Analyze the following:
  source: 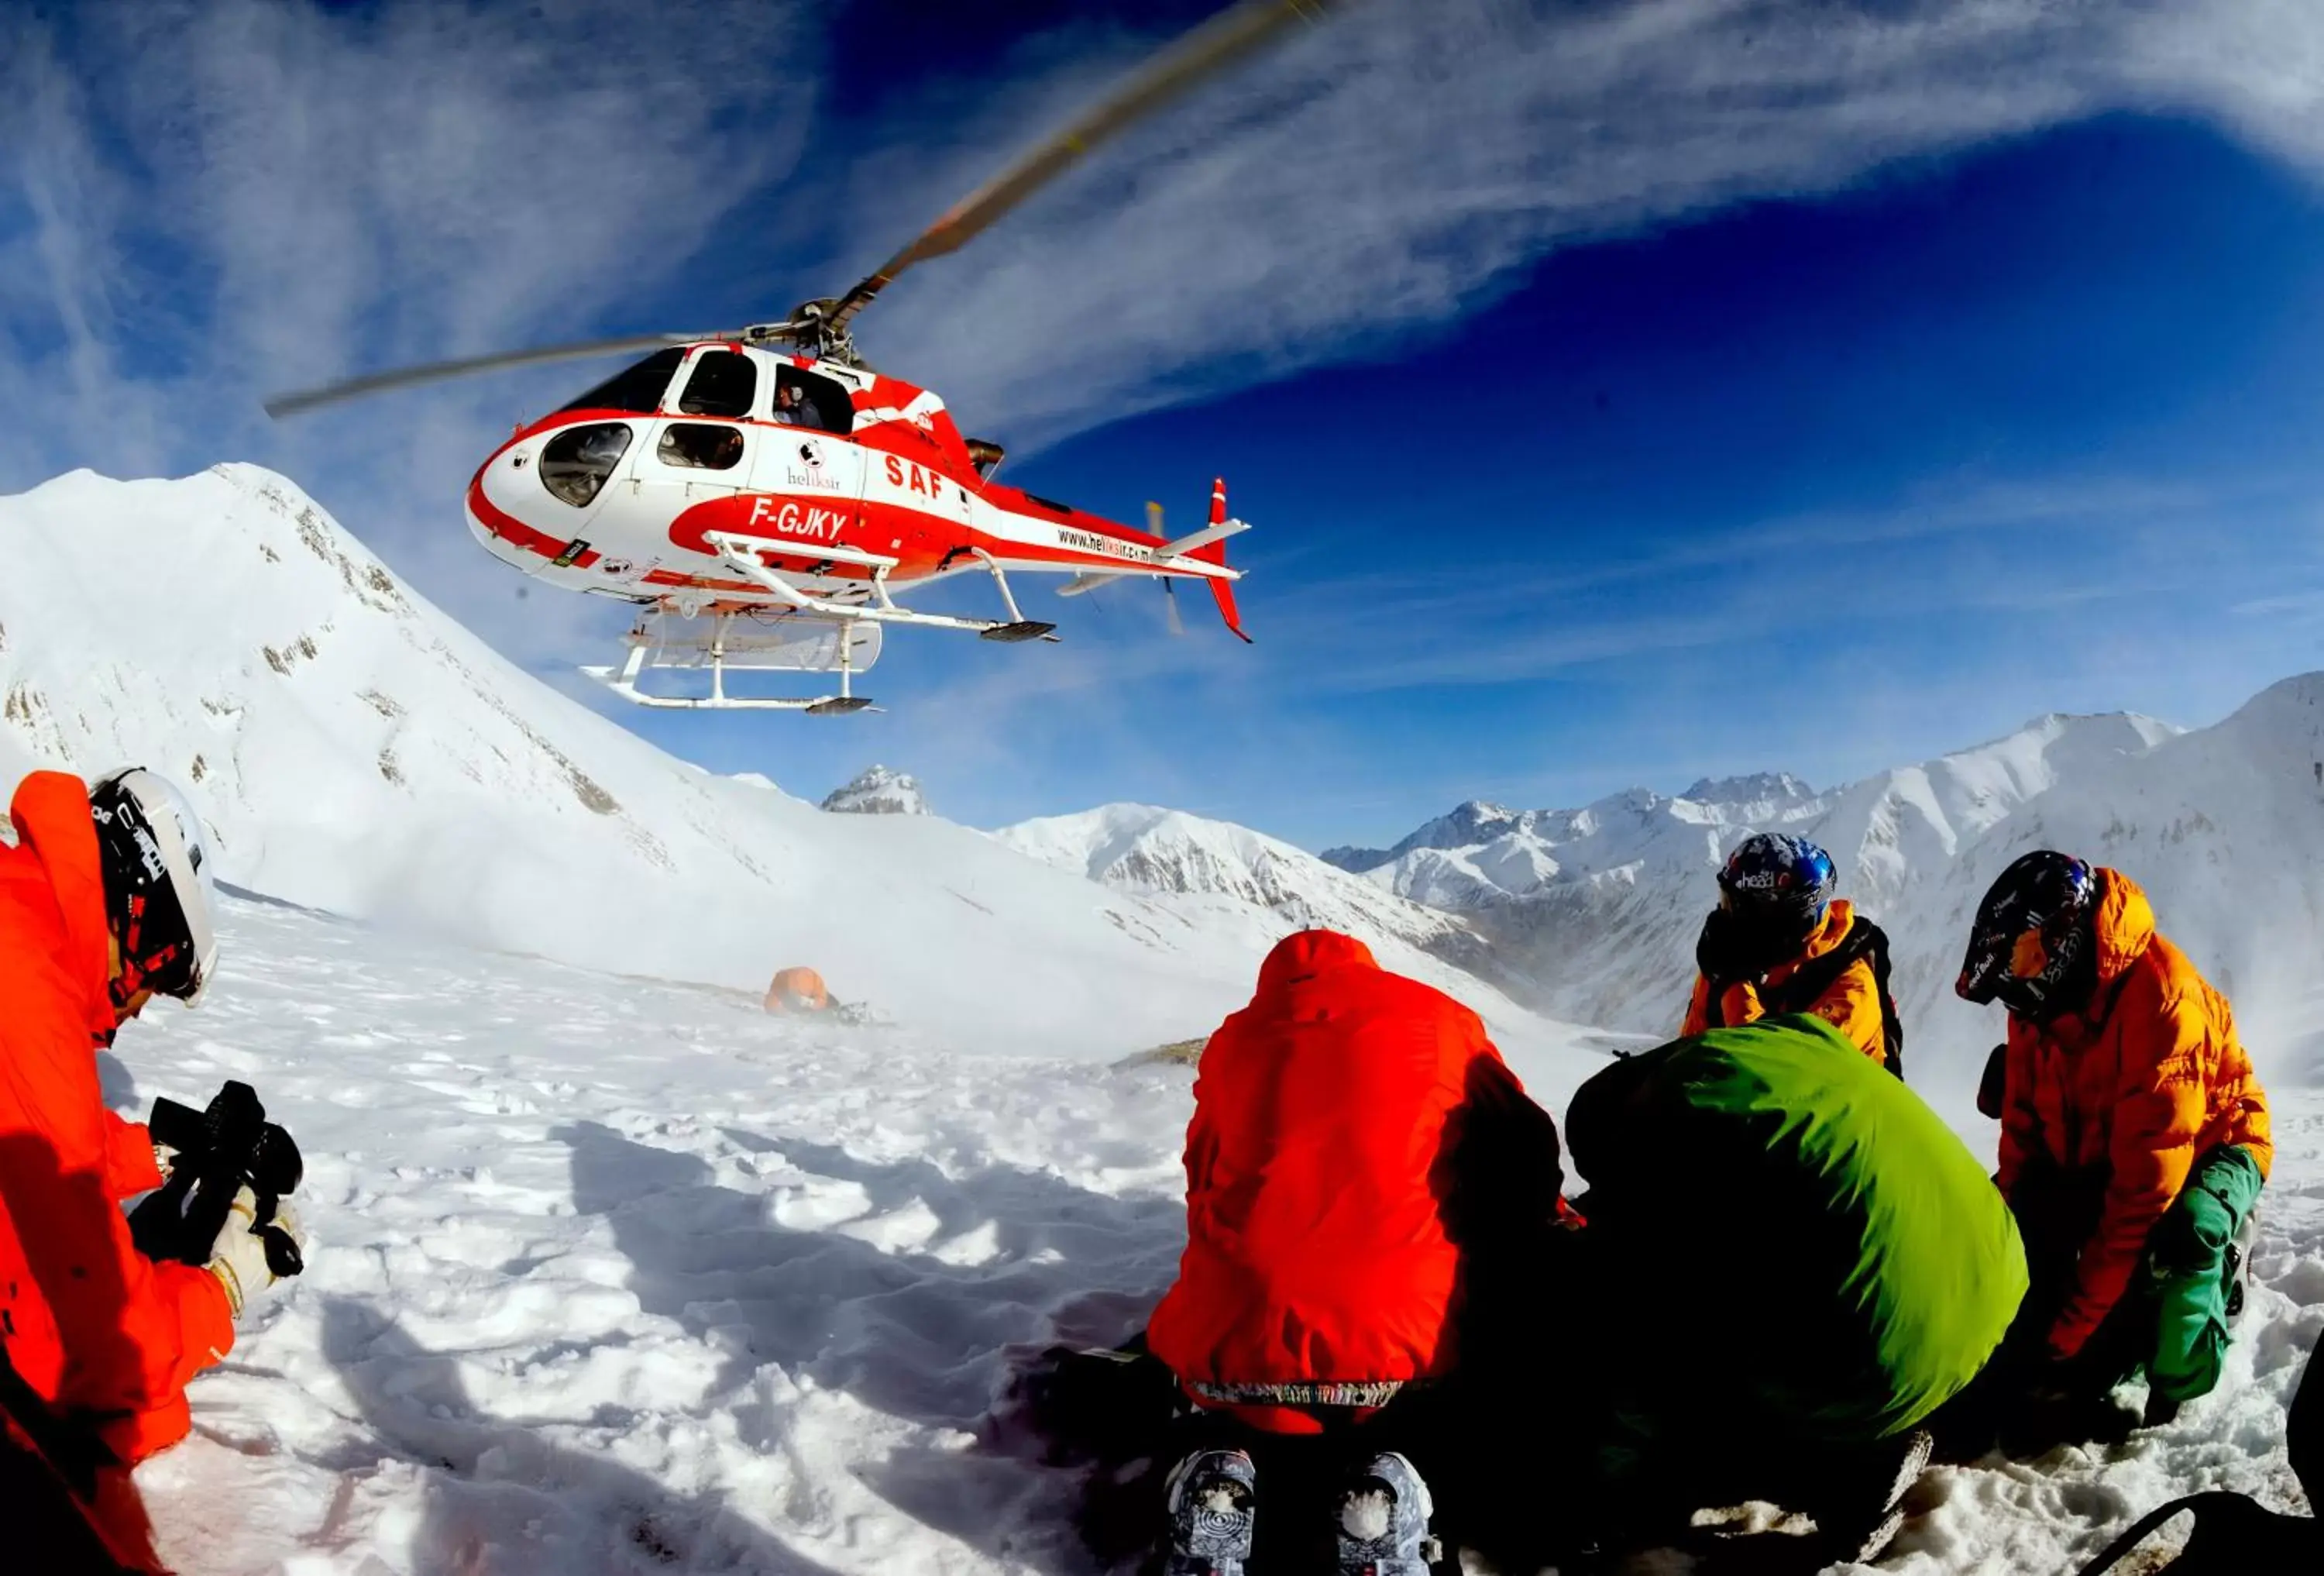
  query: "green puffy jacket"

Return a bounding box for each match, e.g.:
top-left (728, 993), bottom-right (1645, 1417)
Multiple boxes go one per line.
top-left (1567, 1014), bottom-right (2028, 1442)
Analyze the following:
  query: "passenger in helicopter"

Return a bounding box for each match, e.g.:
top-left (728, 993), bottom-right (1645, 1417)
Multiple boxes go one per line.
top-left (772, 382), bottom-right (814, 427)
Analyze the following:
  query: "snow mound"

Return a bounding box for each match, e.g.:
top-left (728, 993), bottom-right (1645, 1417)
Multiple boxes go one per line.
top-left (822, 764), bottom-right (929, 816)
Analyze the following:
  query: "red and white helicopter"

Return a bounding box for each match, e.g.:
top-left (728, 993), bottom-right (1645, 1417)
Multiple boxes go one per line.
top-left (270, 0), bottom-right (1340, 714)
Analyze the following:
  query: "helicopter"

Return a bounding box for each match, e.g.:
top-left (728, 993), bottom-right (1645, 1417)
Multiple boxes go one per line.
top-left (268, 0), bottom-right (1342, 714)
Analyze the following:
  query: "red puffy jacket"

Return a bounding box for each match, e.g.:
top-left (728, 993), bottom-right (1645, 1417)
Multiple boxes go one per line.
top-left (0, 772), bottom-right (234, 1464)
top-left (1146, 931), bottom-right (1562, 1433)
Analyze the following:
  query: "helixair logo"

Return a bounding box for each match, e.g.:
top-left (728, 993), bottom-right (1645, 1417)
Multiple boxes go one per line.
top-left (786, 438), bottom-right (842, 491)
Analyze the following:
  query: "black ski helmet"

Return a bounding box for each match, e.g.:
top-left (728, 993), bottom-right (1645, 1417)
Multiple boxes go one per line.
top-left (1956, 850), bottom-right (2099, 1021)
top-left (1716, 833), bottom-right (1838, 937)
top-left (88, 768), bottom-right (218, 1007)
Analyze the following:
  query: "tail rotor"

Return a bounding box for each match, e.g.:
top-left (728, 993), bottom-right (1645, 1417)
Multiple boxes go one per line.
top-left (1149, 501), bottom-right (1188, 636)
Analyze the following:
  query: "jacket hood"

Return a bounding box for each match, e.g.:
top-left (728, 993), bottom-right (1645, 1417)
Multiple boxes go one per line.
top-left (9, 770), bottom-right (115, 1037)
top-left (1255, 928), bottom-right (1378, 993)
top-left (1800, 898), bottom-right (1856, 961)
top-left (2090, 867), bottom-right (2157, 986)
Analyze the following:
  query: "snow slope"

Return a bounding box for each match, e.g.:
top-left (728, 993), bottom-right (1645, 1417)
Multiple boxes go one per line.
top-left (112, 894), bottom-right (2322, 1575)
top-left (0, 466), bottom-right (1529, 1058)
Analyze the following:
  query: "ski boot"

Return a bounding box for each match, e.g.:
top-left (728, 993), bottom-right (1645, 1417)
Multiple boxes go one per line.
top-left (1335, 1451), bottom-right (1442, 1575)
top-left (1162, 1448), bottom-right (1257, 1576)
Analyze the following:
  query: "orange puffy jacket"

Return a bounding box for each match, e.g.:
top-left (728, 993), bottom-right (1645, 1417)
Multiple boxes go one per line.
top-left (1996, 869), bottom-right (2272, 1358)
top-left (1146, 931), bottom-right (1563, 1434)
top-left (1683, 899), bottom-right (1889, 1065)
top-left (0, 772), bottom-right (235, 1463)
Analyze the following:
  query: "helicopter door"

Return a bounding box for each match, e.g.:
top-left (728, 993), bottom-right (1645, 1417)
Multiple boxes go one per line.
top-left (624, 349), bottom-right (760, 514)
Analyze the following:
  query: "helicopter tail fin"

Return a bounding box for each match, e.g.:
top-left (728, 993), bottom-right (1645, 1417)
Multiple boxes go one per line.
top-left (1208, 576), bottom-right (1251, 643)
top-left (1150, 478), bottom-right (1250, 640)
top-left (1198, 478), bottom-right (1249, 641)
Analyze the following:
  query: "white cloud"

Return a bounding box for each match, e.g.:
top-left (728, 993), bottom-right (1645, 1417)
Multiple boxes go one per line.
top-left (1, 0), bottom-right (818, 659)
top-left (856, 0), bottom-right (2324, 443)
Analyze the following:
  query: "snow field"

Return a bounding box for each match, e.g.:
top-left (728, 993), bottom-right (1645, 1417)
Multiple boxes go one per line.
top-left (122, 896), bottom-right (1205, 1574)
top-left (110, 896), bottom-right (2319, 1574)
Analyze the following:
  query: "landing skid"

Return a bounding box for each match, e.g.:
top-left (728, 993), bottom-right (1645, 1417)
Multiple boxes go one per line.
top-left (586, 536), bottom-right (1061, 714)
top-left (981, 620), bottom-right (1058, 643)
top-left (583, 608), bottom-right (881, 713)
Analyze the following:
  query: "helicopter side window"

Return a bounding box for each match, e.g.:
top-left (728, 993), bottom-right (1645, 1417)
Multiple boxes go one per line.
top-left (539, 422), bottom-right (633, 507)
top-left (559, 348), bottom-right (686, 415)
top-left (772, 366), bottom-right (852, 434)
top-left (677, 350), bottom-right (758, 418)
top-left (658, 422), bottom-right (744, 471)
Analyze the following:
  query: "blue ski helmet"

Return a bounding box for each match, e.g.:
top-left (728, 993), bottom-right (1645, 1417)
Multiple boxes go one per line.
top-left (1716, 833), bottom-right (1838, 934)
top-left (1956, 850), bottom-right (2100, 1020)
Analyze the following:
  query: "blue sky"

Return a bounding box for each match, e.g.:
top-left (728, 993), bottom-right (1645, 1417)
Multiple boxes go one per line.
top-left (6, 2), bottom-right (2324, 849)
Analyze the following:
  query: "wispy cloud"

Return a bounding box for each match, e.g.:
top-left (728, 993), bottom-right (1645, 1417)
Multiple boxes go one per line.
top-left (865, 0), bottom-right (2324, 445)
top-left (4, 0), bottom-right (2323, 814)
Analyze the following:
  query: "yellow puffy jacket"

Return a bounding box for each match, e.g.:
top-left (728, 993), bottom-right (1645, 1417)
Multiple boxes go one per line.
top-left (1682, 899), bottom-right (1890, 1067)
top-left (1996, 869), bottom-right (2272, 1357)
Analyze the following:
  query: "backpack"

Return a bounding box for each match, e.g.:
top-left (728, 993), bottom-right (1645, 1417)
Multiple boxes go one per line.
top-left (1712, 915), bottom-right (1906, 1078)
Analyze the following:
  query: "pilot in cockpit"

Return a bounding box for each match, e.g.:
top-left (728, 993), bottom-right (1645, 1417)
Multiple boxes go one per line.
top-left (772, 382), bottom-right (813, 428)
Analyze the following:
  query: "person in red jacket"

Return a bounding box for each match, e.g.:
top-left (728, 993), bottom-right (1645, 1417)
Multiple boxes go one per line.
top-left (1144, 929), bottom-right (1566, 1575)
top-left (0, 769), bottom-right (305, 1553)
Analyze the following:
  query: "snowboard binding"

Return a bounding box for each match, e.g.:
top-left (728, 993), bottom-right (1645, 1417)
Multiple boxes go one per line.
top-left (1163, 1448), bottom-right (1257, 1576)
top-left (1335, 1451), bottom-right (1442, 1576)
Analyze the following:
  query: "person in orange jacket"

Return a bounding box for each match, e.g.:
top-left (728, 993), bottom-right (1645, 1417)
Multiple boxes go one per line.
top-left (1684, 832), bottom-right (1904, 1075)
top-left (1956, 851), bottom-right (2271, 1437)
top-left (1143, 929), bottom-right (1566, 1574)
top-left (0, 769), bottom-right (307, 1488)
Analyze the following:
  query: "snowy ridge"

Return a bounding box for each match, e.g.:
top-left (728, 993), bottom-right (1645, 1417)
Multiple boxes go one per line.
top-left (0, 465), bottom-right (1544, 1058)
top-left (991, 802), bottom-right (1508, 989)
top-left (821, 764), bottom-right (930, 816)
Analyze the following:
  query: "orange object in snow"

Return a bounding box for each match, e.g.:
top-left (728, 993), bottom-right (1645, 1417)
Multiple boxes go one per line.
top-left (764, 966), bottom-right (832, 1013)
top-left (0, 773), bottom-right (235, 1467)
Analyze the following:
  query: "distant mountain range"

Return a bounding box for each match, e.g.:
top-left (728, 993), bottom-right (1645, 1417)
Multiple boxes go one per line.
top-left (1002, 692), bottom-right (2324, 1105)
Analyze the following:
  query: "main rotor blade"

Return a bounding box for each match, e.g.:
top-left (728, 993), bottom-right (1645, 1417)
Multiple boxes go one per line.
top-left (264, 329), bottom-right (729, 418)
top-left (825, 0), bottom-right (1340, 332)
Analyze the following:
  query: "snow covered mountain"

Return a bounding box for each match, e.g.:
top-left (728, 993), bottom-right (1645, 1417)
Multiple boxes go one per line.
top-left (991, 802), bottom-right (1508, 987)
top-left (1311, 698), bottom-right (2324, 1110)
top-left (821, 764), bottom-right (929, 816)
top-left (0, 465), bottom-right (1540, 1058)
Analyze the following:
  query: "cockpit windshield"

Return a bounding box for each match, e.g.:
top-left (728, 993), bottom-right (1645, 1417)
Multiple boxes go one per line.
top-left (559, 347), bottom-right (686, 415)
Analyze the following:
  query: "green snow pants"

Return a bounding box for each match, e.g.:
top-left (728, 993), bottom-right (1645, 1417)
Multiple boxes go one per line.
top-left (2144, 1144), bottom-right (2265, 1406)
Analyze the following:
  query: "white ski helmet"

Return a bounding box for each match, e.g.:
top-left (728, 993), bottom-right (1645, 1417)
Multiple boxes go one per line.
top-left (87, 767), bottom-right (218, 1005)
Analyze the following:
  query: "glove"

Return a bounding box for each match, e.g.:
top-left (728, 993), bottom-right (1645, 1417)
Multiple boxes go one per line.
top-left (205, 1185), bottom-right (306, 1320)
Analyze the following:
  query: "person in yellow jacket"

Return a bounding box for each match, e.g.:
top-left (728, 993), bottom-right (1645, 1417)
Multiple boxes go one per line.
top-left (1683, 833), bottom-right (1904, 1075)
top-left (1958, 852), bottom-right (2271, 1434)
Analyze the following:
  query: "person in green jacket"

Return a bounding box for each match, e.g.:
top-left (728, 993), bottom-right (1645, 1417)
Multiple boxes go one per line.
top-left (1561, 1015), bottom-right (2029, 1561)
